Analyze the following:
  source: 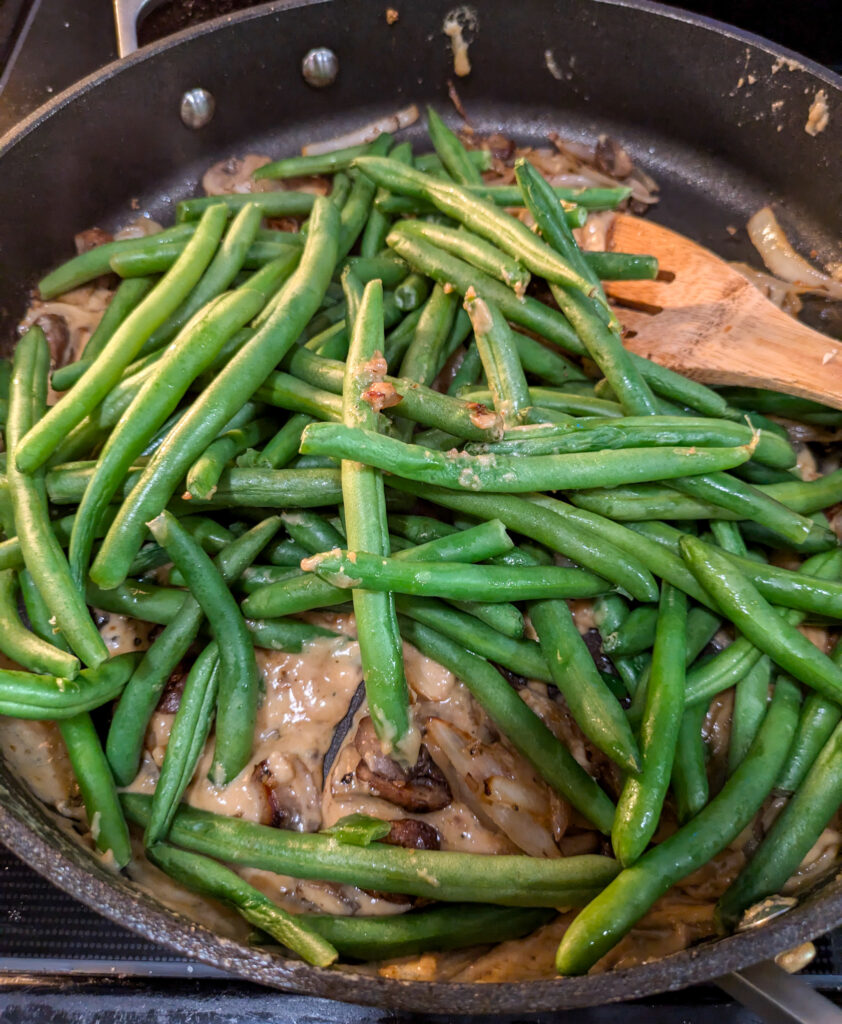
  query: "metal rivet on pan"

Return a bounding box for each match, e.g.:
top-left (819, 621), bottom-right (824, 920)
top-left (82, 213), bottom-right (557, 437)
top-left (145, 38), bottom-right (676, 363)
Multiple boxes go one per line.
top-left (180, 88), bottom-right (216, 129)
top-left (302, 47), bottom-right (339, 88)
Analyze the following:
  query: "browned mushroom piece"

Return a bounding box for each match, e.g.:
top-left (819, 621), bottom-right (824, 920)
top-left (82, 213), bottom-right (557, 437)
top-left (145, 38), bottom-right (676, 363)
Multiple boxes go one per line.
top-left (354, 716), bottom-right (452, 812)
top-left (594, 135), bottom-right (634, 179)
top-left (74, 227), bottom-right (114, 254)
top-left (362, 818), bottom-right (441, 904)
top-left (485, 132), bottom-right (515, 162)
top-left (382, 818), bottom-right (441, 851)
top-left (155, 664), bottom-right (189, 714)
top-left (33, 312), bottom-right (72, 368)
top-left (251, 759), bottom-right (300, 829)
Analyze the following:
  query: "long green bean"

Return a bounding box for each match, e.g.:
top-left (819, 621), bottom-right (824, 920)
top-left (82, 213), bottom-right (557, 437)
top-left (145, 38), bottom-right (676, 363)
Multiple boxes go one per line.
top-left (18, 206), bottom-right (229, 472)
top-left (122, 792), bottom-right (619, 906)
top-left (6, 329), bottom-right (107, 667)
top-left (90, 197), bottom-right (339, 589)
top-left (555, 675), bottom-right (801, 974)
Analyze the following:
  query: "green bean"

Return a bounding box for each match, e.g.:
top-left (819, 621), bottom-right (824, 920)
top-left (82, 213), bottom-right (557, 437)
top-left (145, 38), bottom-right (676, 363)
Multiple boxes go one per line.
top-left (304, 548), bottom-right (610, 602)
top-left (0, 652), bottom-right (139, 719)
top-left (471, 417), bottom-right (794, 469)
top-left (340, 277), bottom-right (411, 755)
top-left (777, 693), bottom-right (842, 793)
top-left (145, 642), bottom-right (220, 846)
top-left (185, 417), bottom-right (277, 500)
top-left (356, 157), bottom-right (597, 299)
top-left (448, 341), bottom-right (484, 395)
top-left (69, 260), bottom-right (291, 588)
top-left (176, 192), bottom-right (316, 223)
top-left (670, 472), bottom-right (827, 547)
top-left (671, 701), bottom-right (709, 824)
top-left (717, 713), bottom-right (842, 933)
top-left (147, 843), bottom-right (338, 966)
top-left (399, 283), bottom-right (458, 387)
top-left (238, 565), bottom-right (301, 593)
top-left (18, 568), bottom-right (131, 866)
top-left (281, 509), bottom-right (344, 553)
top-left (583, 251), bottom-right (659, 281)
top-left (245, 617), bottom-right (340, 652)
top-left (361, 140), bottom-right (413, 258)
top-left (144, 202), bottom-right (266, 352)
top-left (728, 657), bottom-right (772, 774)
top-left (395, 219), bottom-right (531, 295)
top-left (90, 197), bottom-right (339, 589)
top-left (720, 387), bottom-right (842, 427)
top-left (241, 518), bottom-right (518, 619)
top-left (6, 329), bottom-right (108, 667)
top-left (282, 345), bottom-right (501, 441)
top-left (256, 370), bottom-right (344, 422)
top-left (147, 511), bottom-right (258, 785)
top-left (530, 598), bottom-right (640, 773)
top-left (394, 272), bottom-right (431, 311)
top-left (339, 253), bottom-right (409, 288)
top-left (602, 604), bottom-right (658, 657)
top-left (301, 421), bottom-right (753, 494)
top-left (264, 537), bottom-right (313, 567)
top-left (398, 617), bottom-right (616, 831)
top-left (20, 206), bottom-right (229, 471)
top-left (555, 675), bottom-right (800, 975)
top-left (335, 134), bottom-right (392, 262)
top-left (123, 791), bottom-right (619, 906)
top-left (254, 139), bottom-right (389, 181)
top-left (426, 107), bottom-right (484, 185)
top-left (303, 902), bottom-right (554, 961)
top-left (379, 181), bottom-right (629, 211)
top-left (511, 332), bottom-right (586, 386)
top-left (613, 587), bottom-right (686, 867)
top-left (386, 477), bottom-right (658, 603)
top-left (0, 570), bottom-right (79, 677)
top-left (106, 517), bottom-right (279, 786)
top-left (0, 358), bottom-right (9, 425)
top-left (386, 226), bottom-right (584, 353)
top-left (38, 225), bottom-right (196, 299)
top-left (681, 537), bottom-right (842, 703)
top-left (593, 595), bottom-right (637, 695)
top-left (761, 468), bottom-right (842, 515)
top-left (396, 594), bottom-right (549, 682)
top-left (51, 278), bottom-right (155, 391)
top-left (464, 289), bottom-right (531, 424)
top-left (461, 386), bottom-right (624, 419)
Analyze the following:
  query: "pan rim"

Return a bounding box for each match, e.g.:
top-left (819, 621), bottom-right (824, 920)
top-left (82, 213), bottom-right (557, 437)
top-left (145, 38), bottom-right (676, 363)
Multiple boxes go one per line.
top-left (0, 0), bottom-right (841, 1010)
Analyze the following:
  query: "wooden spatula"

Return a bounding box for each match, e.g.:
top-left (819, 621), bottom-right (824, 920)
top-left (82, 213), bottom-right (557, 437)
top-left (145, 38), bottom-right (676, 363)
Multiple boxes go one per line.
top-left (604, 214), bottom-right (842, 410)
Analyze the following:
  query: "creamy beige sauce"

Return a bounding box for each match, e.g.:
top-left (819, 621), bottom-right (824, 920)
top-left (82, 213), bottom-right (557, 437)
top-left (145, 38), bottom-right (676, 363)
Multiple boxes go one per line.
top-left (0, 605), bottom-right (834, 981)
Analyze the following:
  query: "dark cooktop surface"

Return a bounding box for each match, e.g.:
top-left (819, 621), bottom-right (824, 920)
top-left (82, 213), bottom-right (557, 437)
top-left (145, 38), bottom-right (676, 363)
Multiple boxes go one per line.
top-left (0, 2), bottom-right (840, 1021)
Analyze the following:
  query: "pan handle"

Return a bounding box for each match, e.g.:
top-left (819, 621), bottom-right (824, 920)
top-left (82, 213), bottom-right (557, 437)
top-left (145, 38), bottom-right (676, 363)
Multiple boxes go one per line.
top-left (112, 0), bottom-right (149, 58)
top-left (717, 962), bottom-right (842, 1023)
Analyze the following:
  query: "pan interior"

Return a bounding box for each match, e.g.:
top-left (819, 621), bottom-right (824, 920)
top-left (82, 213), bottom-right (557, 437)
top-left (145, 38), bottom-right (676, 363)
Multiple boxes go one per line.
top-left (0, 0), bottom-right (841, 1011)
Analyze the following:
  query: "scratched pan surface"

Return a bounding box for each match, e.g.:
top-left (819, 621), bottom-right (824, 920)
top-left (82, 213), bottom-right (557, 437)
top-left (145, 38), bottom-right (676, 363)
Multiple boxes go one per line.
top-left (0, 0), bottom-right (840, 1011)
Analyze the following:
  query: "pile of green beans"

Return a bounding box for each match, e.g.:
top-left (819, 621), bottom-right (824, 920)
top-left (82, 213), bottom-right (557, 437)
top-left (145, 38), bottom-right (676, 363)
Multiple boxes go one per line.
top-left (4, 109), bottom-right (842, 977)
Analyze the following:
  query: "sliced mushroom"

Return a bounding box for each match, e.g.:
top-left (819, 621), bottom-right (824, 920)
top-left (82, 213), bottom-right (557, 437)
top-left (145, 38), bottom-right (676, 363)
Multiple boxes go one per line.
top-left (252, 759), bottom-right (300, 830)
top-left (594, 135), bottom-right (634, 179)
top-left (34, 313), bottom-right (72, 367)
top-left (382, 818), bottom-right (441, 851)
top-left (354, 715), bottom-right (452, 812)
top-left (155, 664), bottom-right (188, 714)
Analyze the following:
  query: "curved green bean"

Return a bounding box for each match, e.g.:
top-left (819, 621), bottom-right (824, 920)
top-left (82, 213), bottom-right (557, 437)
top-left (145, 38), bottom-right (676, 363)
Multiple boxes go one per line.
top-left (0, 569), bottom-right (79, 677)
top-left (555, 675), bottom-right (800, 974)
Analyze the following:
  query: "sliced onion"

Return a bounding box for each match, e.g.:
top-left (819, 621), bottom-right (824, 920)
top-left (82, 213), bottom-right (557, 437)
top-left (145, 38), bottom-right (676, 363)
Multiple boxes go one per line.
top-left (730, 262), bottom-right (804, 316)
top-left (301, 105), bottom-right (420, 156)
top-left (747, 206), bottom-right (842, 301)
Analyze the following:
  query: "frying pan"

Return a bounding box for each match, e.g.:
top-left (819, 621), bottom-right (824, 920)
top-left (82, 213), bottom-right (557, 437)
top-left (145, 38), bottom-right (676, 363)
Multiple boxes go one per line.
top-left (0, 0), bottom-right (841, 1012)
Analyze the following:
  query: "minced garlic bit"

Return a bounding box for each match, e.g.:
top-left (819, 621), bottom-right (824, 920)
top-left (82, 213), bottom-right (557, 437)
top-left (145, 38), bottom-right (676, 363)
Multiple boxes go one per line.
top-left (385, 8), bottom-right (399, 24)
top-left (443, 6), bottom-right (477, 78)
top-left (805, 89), bottom-right (829, 137)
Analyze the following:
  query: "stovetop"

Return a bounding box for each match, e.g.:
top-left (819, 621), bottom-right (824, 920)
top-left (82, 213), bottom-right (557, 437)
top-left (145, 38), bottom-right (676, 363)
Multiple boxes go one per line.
top-left (0, 2), bottom-right (840, 1021)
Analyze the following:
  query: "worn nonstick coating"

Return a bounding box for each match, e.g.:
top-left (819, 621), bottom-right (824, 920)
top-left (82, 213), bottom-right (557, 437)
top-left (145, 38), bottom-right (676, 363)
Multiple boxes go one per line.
top-left (0, 0), bottom-right (840, 1011)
